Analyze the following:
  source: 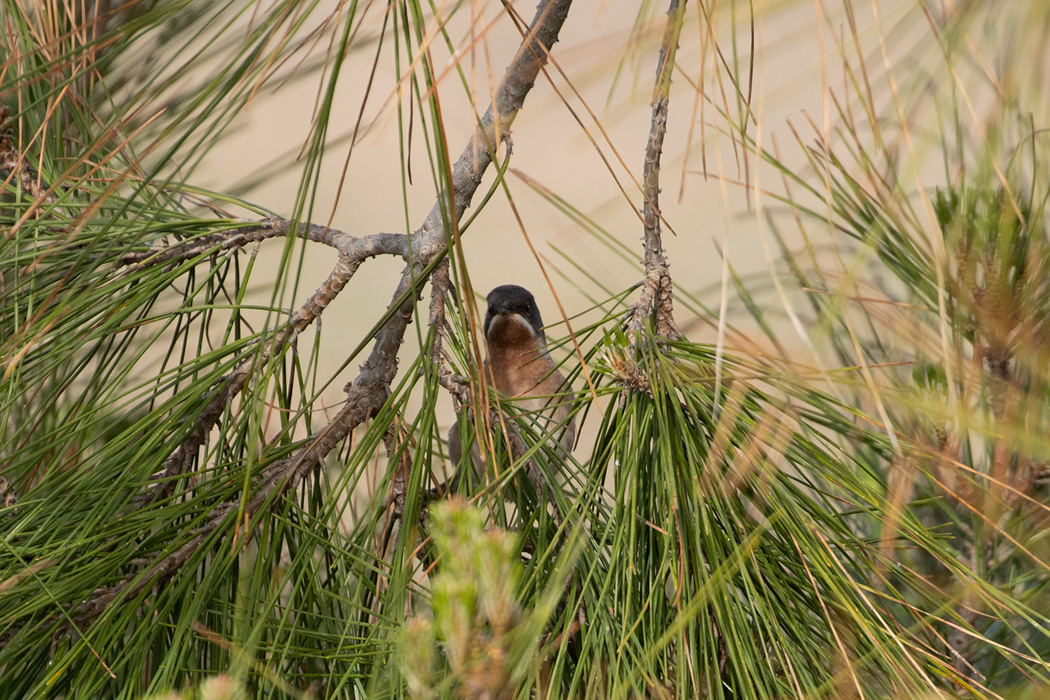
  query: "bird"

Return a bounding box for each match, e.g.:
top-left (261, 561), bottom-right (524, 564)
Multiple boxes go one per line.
top-left (447, 284), bottom-right (575, 502)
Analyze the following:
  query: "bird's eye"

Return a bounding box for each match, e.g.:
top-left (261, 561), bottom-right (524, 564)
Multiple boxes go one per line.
top-left (487, 305), bottom-right (496, 316)
top-left (523, 302), bottom-right (531, 314)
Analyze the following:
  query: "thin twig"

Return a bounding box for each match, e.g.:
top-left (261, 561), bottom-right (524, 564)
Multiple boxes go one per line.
top-left (629, 0), bottom-right (686, 344)
top-left (428, 259), bottom-right (469, 404)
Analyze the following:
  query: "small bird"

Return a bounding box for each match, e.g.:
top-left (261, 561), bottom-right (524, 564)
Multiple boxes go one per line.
top-left (448, 284), bottom-right (575, 499)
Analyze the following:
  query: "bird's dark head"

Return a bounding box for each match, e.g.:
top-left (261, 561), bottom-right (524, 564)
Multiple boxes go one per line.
top-left (483, 284), bottom-right (545, 346)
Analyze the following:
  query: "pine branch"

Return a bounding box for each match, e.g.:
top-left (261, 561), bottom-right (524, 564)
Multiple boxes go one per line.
top-left (629, 0), bottom-right (686, 344)
top-left (39, 0), bottom-right (577, 640)
top-left (136, 220), bottom-right (407, 505)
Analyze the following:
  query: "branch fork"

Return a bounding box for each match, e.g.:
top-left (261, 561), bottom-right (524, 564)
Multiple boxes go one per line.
top-left (50, 0), bottom-right (578, 638)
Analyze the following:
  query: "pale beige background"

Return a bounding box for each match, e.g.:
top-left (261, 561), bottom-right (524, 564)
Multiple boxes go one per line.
top-left (187, 0), bottom-right (918, 442)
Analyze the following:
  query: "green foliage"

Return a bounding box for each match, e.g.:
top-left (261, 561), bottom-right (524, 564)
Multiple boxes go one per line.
top-left (588, 333), bottom-right (945, 697)
top-left (400, 500), bottom-right (555, 700)
top-left (5, 0), bottom-right (1050, 698)
top-left (145, 674), bottom-right (250, 700)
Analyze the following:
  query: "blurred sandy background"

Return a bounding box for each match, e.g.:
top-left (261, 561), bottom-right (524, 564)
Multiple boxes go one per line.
top-left (186, 0), bottom-right (916, 438)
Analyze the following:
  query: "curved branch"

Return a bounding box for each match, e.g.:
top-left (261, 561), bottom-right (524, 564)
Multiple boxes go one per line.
top-left (117, 218), bottom-right (402, 270)
top-left (138, 223), bottom-right (406, 505)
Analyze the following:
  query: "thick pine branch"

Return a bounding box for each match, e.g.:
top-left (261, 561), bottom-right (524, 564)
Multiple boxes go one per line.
top-left (41, 0), bottom-right (577, 638)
